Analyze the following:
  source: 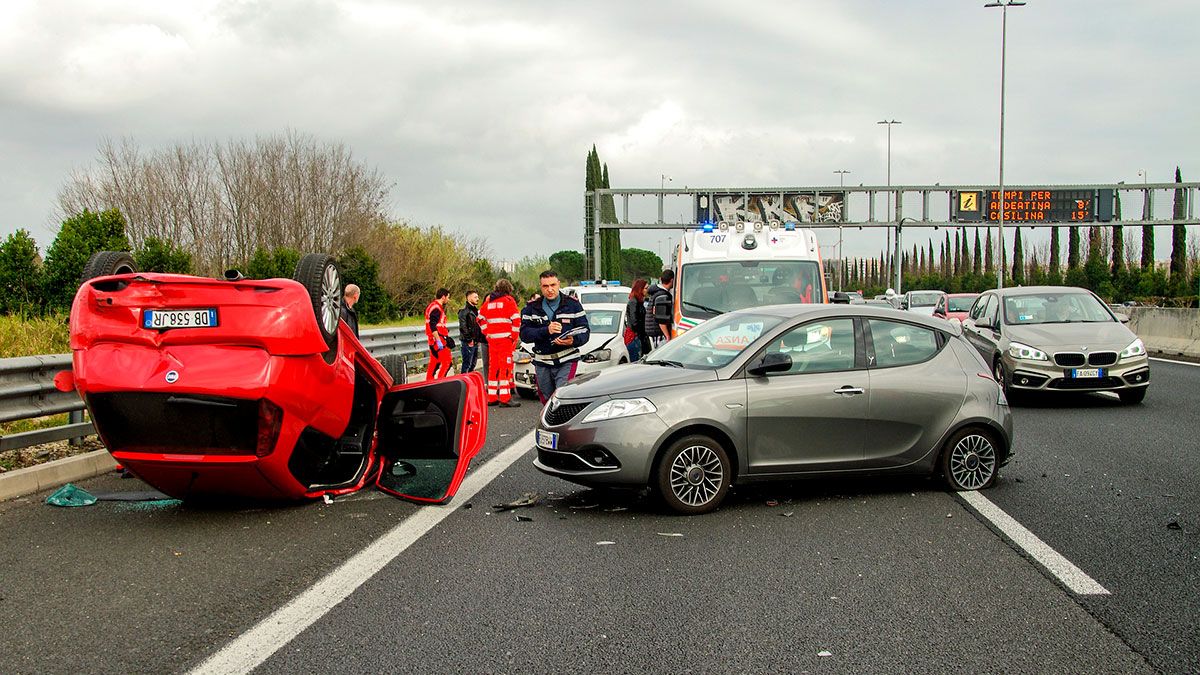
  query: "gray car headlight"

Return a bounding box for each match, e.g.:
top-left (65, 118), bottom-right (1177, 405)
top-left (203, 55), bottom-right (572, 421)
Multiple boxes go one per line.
top-left (1008, 341), bottom-right (1048, 361)
top-left (581, 349), bottom-right (611, 363)
top-left (1119, 338), bottom-right (1145, 361)
top-left (581, 397), bottom-right (656, 423)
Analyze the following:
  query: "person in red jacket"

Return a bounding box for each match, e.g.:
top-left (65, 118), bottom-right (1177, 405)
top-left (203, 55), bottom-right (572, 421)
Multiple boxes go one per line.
top-left (477, 279), bottom-right (521, 407)
top-left (424, 288), bottom-right (454, 380)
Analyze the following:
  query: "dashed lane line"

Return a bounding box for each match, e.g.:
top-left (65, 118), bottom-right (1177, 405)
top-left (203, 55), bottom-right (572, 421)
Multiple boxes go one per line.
top-left (959, 490), bottom-right (1110, 596)
top-left (189, 431), bottom-right (536, 675)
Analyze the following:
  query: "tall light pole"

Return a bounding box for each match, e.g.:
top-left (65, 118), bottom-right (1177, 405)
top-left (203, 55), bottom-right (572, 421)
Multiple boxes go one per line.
top-left (658, 174), bottom-right (672, 224)
top-left (878, 120), bottom-right (901, 287)
top-left (986, 0), bottom-right (1025, 289)
top-left (834, 170), bottom-right (851, 289)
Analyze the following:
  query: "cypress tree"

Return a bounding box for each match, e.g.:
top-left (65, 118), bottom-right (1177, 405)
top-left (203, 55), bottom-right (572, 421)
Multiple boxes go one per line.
top-left (1047, 226), bottom-right (1062, 284)
top-left (584, 147), bottom-right (598, 275)
top-left (961, 229), bottom-right (970, 276)
top-left (599, 162), bottom-right (621, 280)
top-left (911, 244), bottom-right (918, 276)
top-left (953, 230), bottom-right (961, 275)
top-left (1170, 166), bottom-right (1188, 293)
top-left (973, 228), bottom-right (982, 275)
top-left (1141, 186), bottom-right (1155, 269)
top-left (944, 233), bottom-right (952, 276)
top-left (919, 247), bottom-right (926, 276)
top-left (928, 240), bottom-right (935, 277)
top-left (985, 229), bottom-right (994, 274)
top-left (1012, 228), bottom-right (1025, 285)
top-left (1112, 192), bottom-right (1125, 276)
top-left (1067, 227), bottom-right (1081, 270)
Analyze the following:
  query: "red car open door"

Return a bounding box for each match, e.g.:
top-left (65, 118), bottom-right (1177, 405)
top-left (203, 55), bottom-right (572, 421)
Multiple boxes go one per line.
top-left (374, 372), bottom-right (488, 504)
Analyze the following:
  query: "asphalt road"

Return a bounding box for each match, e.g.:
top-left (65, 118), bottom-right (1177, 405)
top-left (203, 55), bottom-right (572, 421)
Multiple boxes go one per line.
top-left (1, 362), bottom-right (1196, 673)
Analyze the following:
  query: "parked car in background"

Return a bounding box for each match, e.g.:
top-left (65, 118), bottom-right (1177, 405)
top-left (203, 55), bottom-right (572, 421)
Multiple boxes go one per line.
top-left (835, 291), bottom-right (866, 304)
top-left (961, 286), bottom-right (1150, 403)
top-left (562, 281), bottom-right (632, 305)
top-left (59, 251), bottom-right (487, 503)
top-left (934, 293), bottom-right (980, 323)
top-left (534, 304), bottom-right (1013, 514)
top-left (514, 302), bottom-right (632, 399)
top-left (904, 290), bottom-right (946, 316)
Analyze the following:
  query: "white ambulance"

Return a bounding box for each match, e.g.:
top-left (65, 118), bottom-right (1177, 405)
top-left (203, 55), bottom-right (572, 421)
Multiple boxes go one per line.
top-left (669, 220), bottom-right (830, 336)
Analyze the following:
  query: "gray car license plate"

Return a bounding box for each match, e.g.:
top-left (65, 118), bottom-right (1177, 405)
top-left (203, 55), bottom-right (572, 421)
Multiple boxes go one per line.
top-left (536, 429), bottom-right (558, 450)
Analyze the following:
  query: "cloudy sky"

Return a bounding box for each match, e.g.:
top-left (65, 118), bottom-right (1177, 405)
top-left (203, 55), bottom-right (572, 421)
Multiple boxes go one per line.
top-left (1, 0), bottom-right (1196, 267)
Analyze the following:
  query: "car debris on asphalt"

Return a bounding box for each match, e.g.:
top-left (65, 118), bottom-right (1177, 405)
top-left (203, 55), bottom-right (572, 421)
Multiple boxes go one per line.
top-left (492, 492), bottom-right (540, 512)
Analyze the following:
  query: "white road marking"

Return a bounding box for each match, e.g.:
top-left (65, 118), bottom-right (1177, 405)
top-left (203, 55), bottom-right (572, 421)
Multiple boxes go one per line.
top-left (959, 490), bottom-right (1110, 596)
top-left (1150, 356), bottom-right (1200, 367)
top-left (189, 431), bottom-right (536, 675)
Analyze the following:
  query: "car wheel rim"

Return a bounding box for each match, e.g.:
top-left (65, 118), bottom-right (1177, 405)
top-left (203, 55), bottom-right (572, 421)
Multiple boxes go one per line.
top-left (320, 264), bottom-right (341, 335)
top-left (950, 433), bottom-right (996, 490)
top-left (669, 444), bottom-right (723, 507)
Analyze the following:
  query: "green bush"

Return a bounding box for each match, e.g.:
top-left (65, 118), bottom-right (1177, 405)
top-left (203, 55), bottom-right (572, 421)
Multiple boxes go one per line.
top-left (134, 236), bottom-right (193, 274)
top-left (41, 209), bottom-right (130, 313)
top-left (337, 246), bottom-right (398, 323)
top-left (0, 229), bottom-right (42, 315)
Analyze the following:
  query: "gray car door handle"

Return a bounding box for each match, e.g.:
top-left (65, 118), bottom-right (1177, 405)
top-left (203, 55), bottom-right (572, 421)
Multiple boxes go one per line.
top-left (834, 386), bottom-right (865, 396)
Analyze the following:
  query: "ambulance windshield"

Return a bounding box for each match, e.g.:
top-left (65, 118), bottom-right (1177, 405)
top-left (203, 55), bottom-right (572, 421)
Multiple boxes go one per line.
top-left (680, 261), bottom-right (821, 318)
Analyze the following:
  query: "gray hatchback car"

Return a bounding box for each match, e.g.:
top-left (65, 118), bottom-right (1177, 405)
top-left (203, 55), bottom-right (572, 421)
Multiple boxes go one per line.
top-left (533, 305), bottom-right (1014, 514)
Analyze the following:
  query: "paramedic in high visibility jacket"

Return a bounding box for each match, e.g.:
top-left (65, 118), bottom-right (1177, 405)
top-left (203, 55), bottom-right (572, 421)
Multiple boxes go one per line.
top-left (477, 278), bottom-right (521, 407)
top-left (519, 270), bottom-right (589, 403)
top-left (424, 288), bottom-right (454, 380)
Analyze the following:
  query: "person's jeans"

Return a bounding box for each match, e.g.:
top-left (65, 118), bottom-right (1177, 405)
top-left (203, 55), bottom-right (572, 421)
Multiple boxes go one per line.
top-left (534, 361), bottom-right (579, 403)
top-left (625, 337), bottom-right (642, 362)
top-left (461, 343), bottom-right (478, 373)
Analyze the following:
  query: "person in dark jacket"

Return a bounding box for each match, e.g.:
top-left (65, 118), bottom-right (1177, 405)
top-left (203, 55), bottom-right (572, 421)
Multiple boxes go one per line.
top-left (624, 279), bottom-right (648, 361)
top-left (519, 270), bottom-right (589, 403)
top-left (340, 284), bottom-right (360, 337)
top-left (457, 290), bottom-right (482, 373)
top-left (644, 269), bottom-right (675, 347)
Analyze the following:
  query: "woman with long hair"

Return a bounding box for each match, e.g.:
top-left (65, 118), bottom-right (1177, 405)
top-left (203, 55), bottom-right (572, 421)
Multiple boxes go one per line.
top-left (624, 279), bottom-right (649, 362)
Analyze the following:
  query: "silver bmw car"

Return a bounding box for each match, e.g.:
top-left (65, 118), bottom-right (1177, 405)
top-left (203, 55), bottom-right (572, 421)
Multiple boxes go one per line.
top-left (533, 305), bottom-right (1014, 514)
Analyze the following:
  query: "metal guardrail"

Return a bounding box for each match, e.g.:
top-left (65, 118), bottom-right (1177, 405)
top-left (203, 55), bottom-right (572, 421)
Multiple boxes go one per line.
top-left (0, 323), bottom-right (458, 454)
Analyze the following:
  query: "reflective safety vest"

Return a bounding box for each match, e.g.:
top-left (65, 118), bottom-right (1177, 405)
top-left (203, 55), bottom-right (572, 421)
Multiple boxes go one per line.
top-left (424, 299), bottom-right (449, 345)
top-left (478, 293), bottom-right (520, 343)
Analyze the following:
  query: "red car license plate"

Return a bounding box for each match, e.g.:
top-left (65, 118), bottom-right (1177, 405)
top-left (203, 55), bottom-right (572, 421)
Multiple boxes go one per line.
top-left (143, 308), bottom-right (218, 330)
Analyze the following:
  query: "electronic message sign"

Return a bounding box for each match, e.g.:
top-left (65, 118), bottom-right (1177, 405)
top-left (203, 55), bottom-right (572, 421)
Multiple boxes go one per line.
top-left (952, 189), bottom-right (1099, 223)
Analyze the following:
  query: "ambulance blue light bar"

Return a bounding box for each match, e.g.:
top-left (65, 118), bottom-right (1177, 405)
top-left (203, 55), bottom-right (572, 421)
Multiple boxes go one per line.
top-left (784, 222), bottom-right (797, 231)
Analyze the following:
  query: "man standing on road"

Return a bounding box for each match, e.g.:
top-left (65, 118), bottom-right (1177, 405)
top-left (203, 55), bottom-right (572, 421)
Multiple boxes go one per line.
top-left (644, 269), bottom-right (675, 348)
top-left (478, 279), bottom-right (521, 407)
top-left (340, 284), bottom-right (361, 337)
top-left (520, 270), bottom-right (589, 403)
top-left (457, 290), bottom-right (482, 374)
top-left (424, 288), bottom-right (454, 380)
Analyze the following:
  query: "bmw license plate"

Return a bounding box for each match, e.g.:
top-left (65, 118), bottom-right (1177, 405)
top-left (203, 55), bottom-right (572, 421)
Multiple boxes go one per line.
top-left (143, 308), bottom-right (218, 330)
top-left (1070, 367), bottom-right (1103, 378)
top-left (535, 429), bottom-right (558, 450)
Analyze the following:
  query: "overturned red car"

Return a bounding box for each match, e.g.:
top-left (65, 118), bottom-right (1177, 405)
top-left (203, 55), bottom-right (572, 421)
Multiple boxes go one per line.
top-left (59, 251), bottom-right (487, 503)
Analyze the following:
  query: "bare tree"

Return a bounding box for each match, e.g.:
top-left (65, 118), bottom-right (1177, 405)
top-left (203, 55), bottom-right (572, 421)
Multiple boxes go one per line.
top-left (57, 131), bottom-right (389, 273)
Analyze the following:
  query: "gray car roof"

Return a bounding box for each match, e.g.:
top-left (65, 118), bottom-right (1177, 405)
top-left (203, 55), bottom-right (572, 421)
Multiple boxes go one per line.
top-left (729, 303), bottom-right (963, 335)
top-left (979, 285), bottom-right (1094, 297)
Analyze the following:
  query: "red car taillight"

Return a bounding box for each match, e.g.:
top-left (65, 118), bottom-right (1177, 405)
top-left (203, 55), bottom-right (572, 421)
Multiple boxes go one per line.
top-left (256, 399), bottom-right (284, 457)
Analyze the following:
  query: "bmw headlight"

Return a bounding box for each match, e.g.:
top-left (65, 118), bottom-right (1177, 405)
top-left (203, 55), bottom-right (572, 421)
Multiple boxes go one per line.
top-left (581, 349), bottom-right (611, 363)
top-left (581, 398), bottom-right (656, 423)
top-left (1119, 338), bottom-right (1146, 361)
top-left (1007, 341), bottom-right (1048, 361)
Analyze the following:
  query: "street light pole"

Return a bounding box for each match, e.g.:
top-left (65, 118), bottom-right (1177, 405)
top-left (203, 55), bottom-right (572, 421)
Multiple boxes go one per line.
top-left (834, 169), bottom-right (851, 289)
top-left (986, 0), bottom-right (1025, 290)
top-left (658, 174), bottom-right (672, 224)
top-left (878, 120), bottom-right (901, 287)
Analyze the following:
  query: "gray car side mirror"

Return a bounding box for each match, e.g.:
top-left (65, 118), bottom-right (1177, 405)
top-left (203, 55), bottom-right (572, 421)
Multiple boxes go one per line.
top-left (748, 352), bottom-right (792, 376)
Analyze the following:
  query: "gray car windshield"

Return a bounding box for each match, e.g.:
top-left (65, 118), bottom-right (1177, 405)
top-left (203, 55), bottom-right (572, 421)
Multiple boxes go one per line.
top-left (1004, 292), bottom-right (1113, 325)
top-left (645, 312), bottom-right (784, 369)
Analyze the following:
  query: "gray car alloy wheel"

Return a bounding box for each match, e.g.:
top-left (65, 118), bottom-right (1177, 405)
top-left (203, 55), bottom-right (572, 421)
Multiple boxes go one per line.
top-left (948, 433), bottom-right (997, 490)
top-left (320, 264), bottom-right (341, 336)
top-left (669, 444), bottom-right (724, 507)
